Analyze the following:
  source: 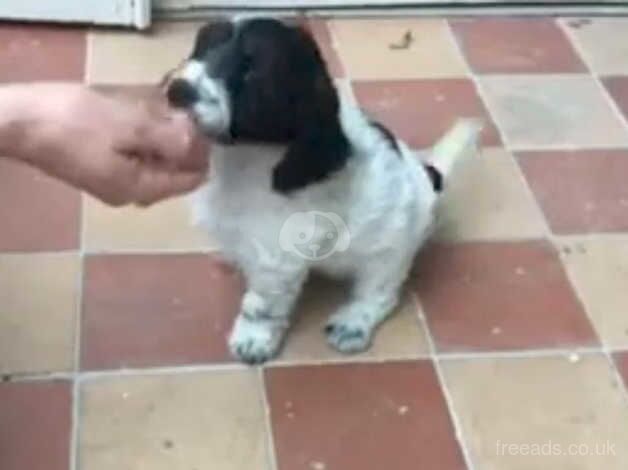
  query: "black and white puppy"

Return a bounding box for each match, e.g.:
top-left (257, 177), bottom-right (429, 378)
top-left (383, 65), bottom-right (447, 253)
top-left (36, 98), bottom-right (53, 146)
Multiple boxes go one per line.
top-left (167, 17), bottom-right (480, 364)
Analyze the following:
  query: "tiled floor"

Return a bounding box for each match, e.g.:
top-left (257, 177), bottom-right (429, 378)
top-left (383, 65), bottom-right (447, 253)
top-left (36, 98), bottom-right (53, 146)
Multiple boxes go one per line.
top-left (2, 15), bottom-right (628, 470)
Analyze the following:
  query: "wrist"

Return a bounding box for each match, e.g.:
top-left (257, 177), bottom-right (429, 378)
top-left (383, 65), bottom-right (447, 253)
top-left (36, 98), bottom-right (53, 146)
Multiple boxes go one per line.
top-left (0, 85), bottom-right (35, 160)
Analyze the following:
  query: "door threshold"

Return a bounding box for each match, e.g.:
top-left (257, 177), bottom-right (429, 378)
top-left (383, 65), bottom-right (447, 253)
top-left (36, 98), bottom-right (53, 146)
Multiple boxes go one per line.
top-left (155, 2), bottom-right (628, 20)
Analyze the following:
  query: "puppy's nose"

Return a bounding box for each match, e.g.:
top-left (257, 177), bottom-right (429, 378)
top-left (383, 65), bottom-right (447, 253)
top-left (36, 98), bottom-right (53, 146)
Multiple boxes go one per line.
top-left (167, 79), bottom-right (199, 108)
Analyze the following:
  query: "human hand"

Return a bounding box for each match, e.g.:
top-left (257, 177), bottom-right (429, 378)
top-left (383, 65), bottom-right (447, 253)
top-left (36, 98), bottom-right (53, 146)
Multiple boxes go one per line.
top-left (0, 83), bottom-right (209, 206)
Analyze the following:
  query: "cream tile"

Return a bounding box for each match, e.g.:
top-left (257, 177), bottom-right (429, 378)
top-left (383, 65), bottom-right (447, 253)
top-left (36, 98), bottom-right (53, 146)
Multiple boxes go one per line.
top-left (83, 195), bottom-right (213, 252)
top-left (87, 21), bottom-right (201, 84)
top-left (480, 75), bottom-right (628, 149)
top-left (564, 18), bottom-right (628, 75)
top-left (281, 277), bottom-right (428, 361)
top-left (80, 370), bottom-right (269, 470)
top-left (443, 355), bottom-right (628, 470)
top-left (0, 254), bottom-right (78, 374)
top-left (330, 18), bottom-right (467, 80)
top-left (560, 237), bottom-right (628, 348)
top-left (435, 148), bottom-right (546, 241)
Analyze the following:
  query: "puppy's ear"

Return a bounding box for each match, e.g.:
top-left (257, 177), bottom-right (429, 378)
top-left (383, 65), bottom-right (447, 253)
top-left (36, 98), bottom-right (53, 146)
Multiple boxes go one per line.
top-left (272, 121), bottom-right (350, 193)
top-left (272, 27), bottom-right (350, 194)
top-left (191, 20), bottom-right (234, 59)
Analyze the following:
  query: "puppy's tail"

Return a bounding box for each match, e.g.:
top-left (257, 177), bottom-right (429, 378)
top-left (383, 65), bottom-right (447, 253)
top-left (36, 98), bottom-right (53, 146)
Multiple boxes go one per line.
top-left (423, 118), bottom-right (483, 193)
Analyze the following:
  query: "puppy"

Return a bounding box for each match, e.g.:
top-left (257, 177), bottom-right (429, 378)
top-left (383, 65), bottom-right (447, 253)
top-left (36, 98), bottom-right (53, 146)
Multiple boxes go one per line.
top-left (166, 17), bottom-right (480, 364)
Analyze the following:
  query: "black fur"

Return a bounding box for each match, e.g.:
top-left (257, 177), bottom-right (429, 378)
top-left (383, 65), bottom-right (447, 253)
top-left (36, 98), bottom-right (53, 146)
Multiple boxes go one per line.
top-left (423, 164), bottom-right (443, 192)
top-left (190, 20), bottom-right (234, 59)
top-left (186, 18), bottom-right (351, 193)
top-left (369, 120), bottom-right (400, 155)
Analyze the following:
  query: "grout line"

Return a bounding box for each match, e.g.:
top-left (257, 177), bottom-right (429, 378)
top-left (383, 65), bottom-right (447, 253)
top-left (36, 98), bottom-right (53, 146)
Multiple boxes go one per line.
top-left (508, 142), bottom-right (628, 152)
top-left (0, 250), bottom-right (80, 257)
top-left (323, 16), bottom-right (345, 77)
top-left (507, 150), bottom-right (554, 238)
top-left (258, 367), bottom-right (279, 470)
top-left (78, 362), bottom-right (248, 381)
top-left (411, 293), bottom-right (476, 470)
top-left (84, 29), bottom-right (93, 85)
top-left (469, 72), bottom-right (596, 81)
top-left (438, 347), bottom-right (603, 362)
top-left (555, 232), bottom-right (628, 242)
top-left (0, 247), bottom-right (222, 257)
top-left (83, 246), bottom-right (221, 256)
top-left (3, 371), bottom-right (75, 382)
top-left (270, 351), bottom-right (430, 367)
top-left (70, 373), bottom-right (81, 470)
top-left (69, 191), bottom-right (87, 470)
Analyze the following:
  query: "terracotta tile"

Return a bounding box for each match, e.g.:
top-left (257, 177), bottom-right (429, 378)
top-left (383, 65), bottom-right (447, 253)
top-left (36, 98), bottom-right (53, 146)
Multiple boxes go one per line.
top-left (80, 370), bottom-right (269, 470)
top-left (0, 23), bottom-right (85, 82)
top-left (442, 355), bottom-right (628, 469)
top-left (564, 18), bottom-right (628, 75)
top-left (413, 241), bottom-right (597, 352)
top-left (603, 76), bottom-right (628, 122)
top-left (265, 361), bottom-right (465, 470)
top-left (559, 237), bottom-right (628, 348)
top-left (518, 150), bottom-right (628, 234)
top-left (281, 277), bottom-right (429, 362)
top-left (615, 352), bottom-right (628, 388)
top-left (353, 79), bottom-right (500, 148)
top-left (0, 380), bottom-right (72, 470)
top-left (435, 147), bottom-right (546, 241)
top-left (0, 254), bottom-right (79, 374)
top-left (83, 195), bottom-right (213, 252)
top-left (0, 159), bottom-right (80, 252)
top-left (87, 21), bottom-right (201, 84)
top-left (479, 75), bottom-right (628, 149)
top-left (306, 18), bottom-right (344, 78)
top-left (450, 18), bottom-right (586, 74)
top-left (331, 18), bottom-right (467, 80)
top-left (81, 254), bottom-right (243, 369)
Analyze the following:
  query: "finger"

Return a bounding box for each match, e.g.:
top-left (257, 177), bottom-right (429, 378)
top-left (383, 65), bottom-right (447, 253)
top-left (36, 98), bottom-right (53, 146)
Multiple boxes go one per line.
top-left (142, 114), bottom-right (209, 173)
top-left (177, 129), bottom-right (210, 173)
top-left (133, 168), bottom-right (207, 206)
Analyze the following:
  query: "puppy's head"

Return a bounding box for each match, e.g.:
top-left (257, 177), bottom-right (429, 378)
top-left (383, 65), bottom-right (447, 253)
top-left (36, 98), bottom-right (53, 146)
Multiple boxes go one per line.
top-left (167, 18), bottom-right (330, 141)
top-left (166, 18), bottom-right (350, 192)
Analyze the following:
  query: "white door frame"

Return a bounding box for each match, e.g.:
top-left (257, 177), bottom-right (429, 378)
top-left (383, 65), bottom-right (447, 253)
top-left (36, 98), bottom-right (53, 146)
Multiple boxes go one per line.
top-left (0, 0), bottom-right (151, 29)
top-left (155, 0), bottom-right (625, 7)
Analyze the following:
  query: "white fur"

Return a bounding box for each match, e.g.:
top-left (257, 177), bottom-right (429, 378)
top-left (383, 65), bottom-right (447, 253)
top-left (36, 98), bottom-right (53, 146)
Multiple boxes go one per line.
top-left (190, 91), bottom-right (476, 363)
top-left (182, 61), bottom-right (231, 135)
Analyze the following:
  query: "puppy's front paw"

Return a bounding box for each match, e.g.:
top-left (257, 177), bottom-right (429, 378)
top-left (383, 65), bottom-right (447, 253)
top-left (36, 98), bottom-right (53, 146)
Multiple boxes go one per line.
top-left (229, 316), bottom-right (283, 365)
top-left (325, 314), bottom-right (372, 354)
